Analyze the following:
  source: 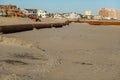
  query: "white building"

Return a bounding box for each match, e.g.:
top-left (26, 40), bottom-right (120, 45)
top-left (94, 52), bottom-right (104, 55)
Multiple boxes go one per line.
top-left (20, 8), bottom-right (37, 15)
top-left (85, 10), bottom-right (92, 16)
top-left (53, 13), bottom-right (63, 19)
top-left (0, 10), bottom-right (3, 16)
top-left (20, 9), bottom-right (29, 15)
top-left (66, 13), bottom-right (80, 19)
top-left (93, 15), bottom-right (102, 20)
top-left (37, 10), bottom-right (47, 18)
top-left (84, 10), bottom-right (93, 19)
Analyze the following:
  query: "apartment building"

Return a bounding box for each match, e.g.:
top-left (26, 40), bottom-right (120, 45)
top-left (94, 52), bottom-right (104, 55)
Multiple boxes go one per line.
top-left (99, 8), bottom-right (120, 20)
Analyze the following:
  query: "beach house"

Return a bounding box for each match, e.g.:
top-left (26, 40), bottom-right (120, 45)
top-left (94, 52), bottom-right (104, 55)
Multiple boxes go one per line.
top-left (0, 5), bottom-right (19, 16)
top-left (21, 8), bottom-right (37, 16)
top-left (66, 13), bottom-right (80, 19)
top-left (37, 10), bottom-right (48, 18)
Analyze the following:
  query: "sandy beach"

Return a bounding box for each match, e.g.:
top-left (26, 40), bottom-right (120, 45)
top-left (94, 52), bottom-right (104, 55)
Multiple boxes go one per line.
top-left (0, 18), bottom-right (120, 80)
top-left (0, 17), bottom-right (67, 26)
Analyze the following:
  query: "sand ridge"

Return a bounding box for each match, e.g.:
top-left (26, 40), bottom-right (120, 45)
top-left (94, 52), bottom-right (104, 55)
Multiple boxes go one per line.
top-left (0, 35), bottom-right (45, 50)
top-left (0, 35), bottom-right (60, 80)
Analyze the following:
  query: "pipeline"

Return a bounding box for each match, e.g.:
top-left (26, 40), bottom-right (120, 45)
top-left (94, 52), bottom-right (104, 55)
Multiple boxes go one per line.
top-left (0, 21), bottom-right (70, 33)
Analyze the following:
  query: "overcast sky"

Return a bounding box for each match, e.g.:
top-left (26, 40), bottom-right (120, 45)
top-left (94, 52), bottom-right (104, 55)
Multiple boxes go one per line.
top-left (0, 0), bottom-right (120, 15)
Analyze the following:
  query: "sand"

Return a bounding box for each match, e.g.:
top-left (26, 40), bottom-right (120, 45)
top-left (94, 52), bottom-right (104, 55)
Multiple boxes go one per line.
top-left (0, 19), bottom-right (120, 80)
top-left (0, 17), bottom-right (67, 26)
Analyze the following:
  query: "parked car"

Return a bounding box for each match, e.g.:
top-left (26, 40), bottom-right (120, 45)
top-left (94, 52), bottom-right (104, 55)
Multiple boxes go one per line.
top-left (27, 14), bottom-right (41, 22)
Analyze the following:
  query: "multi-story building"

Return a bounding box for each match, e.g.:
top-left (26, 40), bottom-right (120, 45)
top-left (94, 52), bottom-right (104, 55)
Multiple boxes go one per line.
top-left (84, 10), bottom-right (93, 19)
top-left (99, 8), bottom-right (120, 20)
top-left (117, 10), bottom-right (120, 20)
top-left (85, 10), bottom-right (92, 16)
top-left (0, 5), bottom-right (19, 16)
top-left (0, 5), bottom-right (17, 10)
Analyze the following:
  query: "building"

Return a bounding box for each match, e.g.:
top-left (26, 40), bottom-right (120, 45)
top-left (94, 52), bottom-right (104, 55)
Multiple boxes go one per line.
top-left (69, 13), bottom-right (80, 19)
top-left (53, 13), bottom-right (63, 19)
top-left (117, 10), bottom-right (120, 20)
top-left (20, 8), bottom-right (38, 17)
top-left (93, 15), bottom-right (102, 20)
top-left (85, 10), bottom-right (92, 16)
top-left (0, 5), bottom-right (17, 10)
top-left (66, 13), bottom-right (80, 19)
top-left (84, 10), bottom-right (93, 19)
top-left (20, 9), bottom-right (29, 15)
top-left (63, 13), bottom-right (81, 19)
top-left (37, 10), bottom-right (48, 18)
top-left (25, 9), bottom-right (37, 14)
top-left (0, 5), bottom-right (19, 16)
top-left (98, 8), bottom-right (120, 20)
top-left (0, 10), bottom-right (3, 16)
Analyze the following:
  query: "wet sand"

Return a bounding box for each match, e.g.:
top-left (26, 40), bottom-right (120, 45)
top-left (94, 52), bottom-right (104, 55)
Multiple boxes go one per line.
top-left (0, 21), bottom-right (120, 80)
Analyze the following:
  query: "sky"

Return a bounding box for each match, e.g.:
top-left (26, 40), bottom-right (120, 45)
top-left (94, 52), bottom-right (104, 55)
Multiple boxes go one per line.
top-left (0, 0), bottom-right (120, 15)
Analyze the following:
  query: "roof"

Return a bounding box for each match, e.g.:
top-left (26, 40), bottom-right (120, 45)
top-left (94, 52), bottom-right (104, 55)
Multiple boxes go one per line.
top-left (24, 9), bottom-right (37, 13)
top-left (0, 5), bottom-right (17, 7)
